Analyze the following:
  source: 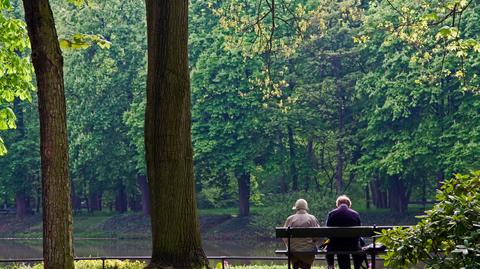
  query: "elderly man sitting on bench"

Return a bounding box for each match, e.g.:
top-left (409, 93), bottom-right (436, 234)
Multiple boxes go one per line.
top-left (283, 199), bottom-right (320, 269)
top-left (326, 195), bottom-right (364, 269)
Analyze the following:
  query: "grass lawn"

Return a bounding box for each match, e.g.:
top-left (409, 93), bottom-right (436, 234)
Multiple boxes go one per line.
top-left (0, 260), bottom-right (326, 269)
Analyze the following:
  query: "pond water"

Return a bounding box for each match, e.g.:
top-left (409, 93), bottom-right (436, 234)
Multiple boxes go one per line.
top-left (0, 238), bottom-right (283, 259)
top-left (0, 239), bottom-right (390, 268)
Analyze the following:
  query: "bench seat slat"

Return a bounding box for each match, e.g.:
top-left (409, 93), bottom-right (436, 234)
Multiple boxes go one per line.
top-left (275, 226), bottom-right (394, 238)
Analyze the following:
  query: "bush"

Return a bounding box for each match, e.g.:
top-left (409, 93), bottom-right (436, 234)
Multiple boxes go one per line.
top-left (250, 191), bottom-right (336, 237)
top-left (379, 171), bottom-right (480, 269)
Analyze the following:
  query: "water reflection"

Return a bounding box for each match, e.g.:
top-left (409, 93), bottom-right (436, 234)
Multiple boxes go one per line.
top-left (0, 238), bottom-right (283, 259)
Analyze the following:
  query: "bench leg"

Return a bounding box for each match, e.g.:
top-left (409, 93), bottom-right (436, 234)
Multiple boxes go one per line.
top-left (287, 231), bottom-right (291, 269)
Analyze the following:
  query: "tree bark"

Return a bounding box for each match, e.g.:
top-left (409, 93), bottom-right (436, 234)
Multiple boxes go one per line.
top-left (388, 176), bottom-right (408, 213)
top-left (237, 172), bottom-right (251, 217)
top-left (128, 193), bottom-right (142, 212)
top-left (71, 180), bottom-right (81, 212)
top-left (144, 1), bottom-right (208, 268)
top-left (88, 191), bottom-right (102, 212)
top-left (287, 126), bottom-right (298, 191)
top-left (115, 183), bottom-right (128, 213)
top-left (22, 1), bottom-right (74, 269)
top-left (306, 139), bottom-right (320, 191)
top-left (370, 178), bottom-right (388, 208)
top-left (365, 185), bottom-right (370, 209)
top-left (15, 191), bottom-right (28, 218)
top-left (332, 57), bottom-right (344, 194)
top-left (13, 101), bottom-right (29, 218)
top-left (137, 174), bottom-right (150, 215)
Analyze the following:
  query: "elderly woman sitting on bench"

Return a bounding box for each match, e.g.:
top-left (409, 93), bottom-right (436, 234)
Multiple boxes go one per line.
top-left (283, 199), bottom-right (320, 269)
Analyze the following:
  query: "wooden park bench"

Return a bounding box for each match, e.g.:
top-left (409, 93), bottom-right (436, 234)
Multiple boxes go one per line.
top-left (276, 225), bottom-right (395, 269)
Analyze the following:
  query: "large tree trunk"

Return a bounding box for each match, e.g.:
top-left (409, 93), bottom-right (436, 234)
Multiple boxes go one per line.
top-left (287, 126), bottom-right (298, 191)
top-left (144, 1), bottom-right (208, 268)
top-left (137, 174), bottom-right (150, 215)
top-left (22, 1), bottom-right (74, 269)
top-left (237, 172), bottom-right (251, 217)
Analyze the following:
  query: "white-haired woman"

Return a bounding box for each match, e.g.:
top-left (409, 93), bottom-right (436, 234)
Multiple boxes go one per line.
top-left (283, 199), bottom-right (320, 269)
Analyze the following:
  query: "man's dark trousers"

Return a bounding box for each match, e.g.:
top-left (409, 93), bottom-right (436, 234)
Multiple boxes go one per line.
top-left (326, 251), bottom-right (364, 269)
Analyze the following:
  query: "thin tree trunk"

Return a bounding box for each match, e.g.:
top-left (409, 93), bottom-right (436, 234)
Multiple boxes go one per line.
top-left (237, 172), bottom-right (251, 217)
top-left (365, 185), bottom-right (370, 209)
top-left (331, 56), bottom-right (345, 194)
top-left (287, 126), bottom-right (298, 191)
top-left (71, 180), bottom-right (81, 212)
top-left (370, 177), bottom-right (388, 208)
top-left (36, 184), bottom-right (41, 214)
top-left (306, 139), bottom-right (319, 191)
top-left (279, 174), bottom-right (288, 193)
top-left (436, 169), bottom-right (444, 190)
top-left (14, 102), bottom-right (28, 218)
top-left (388, 176), bottom-right (408, 213)
top-left (128, 193), bottom-right (142, 212)
top-left (22, 1), bottom-right (74, 268)
top-left (88, 191), bottom-right (102, 212)
top-left (144, 1), bottom-right (207, 268)
top-left (115, 183), bottom-right (127, 213)
top-left (15, 192), bottom-right (28, 218)
top-left (3, 193), bottom-right (8, 209)
top-left (277, 134), bottom-right (288, 193)
top-left (136, 174), bottom-right (150, 215)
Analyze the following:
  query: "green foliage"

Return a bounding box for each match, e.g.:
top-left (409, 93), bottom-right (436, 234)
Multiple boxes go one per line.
top-left (1, 0), bottom-right (479, 222)
top-left (0, 1), bottom-right (34, 155)
top-left (379, 171), bottom-right (480, 268)
top-left (212, 0), bottom-right (316, 57)
top-left (51, 0), bottom-right (147, 210)
top-left (59, 33), bottom-right (111, 49)
top-left (351, 0), bottom-right (480, 211)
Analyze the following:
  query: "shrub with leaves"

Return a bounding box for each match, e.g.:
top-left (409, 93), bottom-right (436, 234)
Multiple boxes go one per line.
top-left (379, 171), bottom-right (480, 268)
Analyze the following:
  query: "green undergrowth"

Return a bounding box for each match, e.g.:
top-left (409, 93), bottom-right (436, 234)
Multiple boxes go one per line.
top-left (0, 260), bottom-right (326, 269)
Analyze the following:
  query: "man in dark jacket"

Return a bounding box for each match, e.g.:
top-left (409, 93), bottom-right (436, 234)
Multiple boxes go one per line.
top-left (325, 195), bottom-right (364, 269)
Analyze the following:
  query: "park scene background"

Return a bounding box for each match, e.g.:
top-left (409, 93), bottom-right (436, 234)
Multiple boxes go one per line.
top-left (0, 0), bottom-right (479, 268)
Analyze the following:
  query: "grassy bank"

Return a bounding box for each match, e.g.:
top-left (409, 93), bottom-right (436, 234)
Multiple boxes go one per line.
top-left (0, 260), bottom-right (326, 269)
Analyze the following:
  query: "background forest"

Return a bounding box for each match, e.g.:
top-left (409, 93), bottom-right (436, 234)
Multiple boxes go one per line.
top-left (0, 0), bottom-right (479, 228)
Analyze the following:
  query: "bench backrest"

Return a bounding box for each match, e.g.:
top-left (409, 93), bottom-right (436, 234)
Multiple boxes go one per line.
top-left (275, 226), bottom-right (395, 238)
